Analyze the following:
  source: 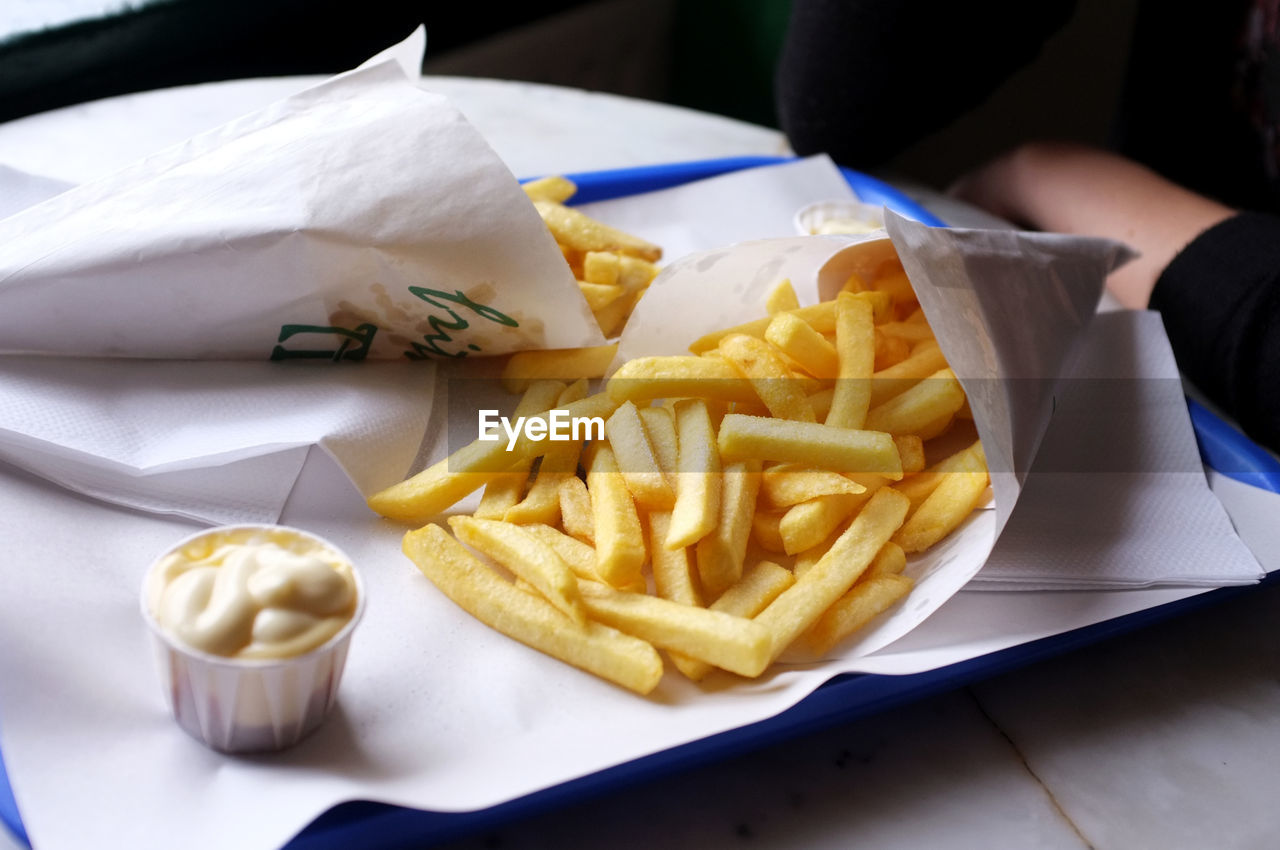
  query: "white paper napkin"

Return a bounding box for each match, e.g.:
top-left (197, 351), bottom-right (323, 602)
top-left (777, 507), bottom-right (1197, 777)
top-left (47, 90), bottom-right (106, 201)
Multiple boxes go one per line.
top-left (0, 357), bottom-right (436, 525)
top-left (970, 311), bottom-right (1264, 588)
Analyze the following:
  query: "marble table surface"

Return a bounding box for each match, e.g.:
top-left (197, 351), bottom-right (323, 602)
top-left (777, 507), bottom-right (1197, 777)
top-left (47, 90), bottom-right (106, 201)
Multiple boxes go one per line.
top-left (1, 76), bottom-right (1278, 850)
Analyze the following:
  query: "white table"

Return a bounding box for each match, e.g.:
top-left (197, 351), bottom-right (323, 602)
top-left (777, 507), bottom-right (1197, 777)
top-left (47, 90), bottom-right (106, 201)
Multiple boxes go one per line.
top-left (2, 77), bottom-right (1278, 850)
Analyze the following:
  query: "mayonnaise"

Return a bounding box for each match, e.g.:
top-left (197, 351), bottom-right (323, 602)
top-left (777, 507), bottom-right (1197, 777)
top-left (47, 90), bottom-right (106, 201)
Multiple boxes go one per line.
top-left (146, 526), bottom-right (358, 660)
top-left (812, 217), bottom-right (882, 235)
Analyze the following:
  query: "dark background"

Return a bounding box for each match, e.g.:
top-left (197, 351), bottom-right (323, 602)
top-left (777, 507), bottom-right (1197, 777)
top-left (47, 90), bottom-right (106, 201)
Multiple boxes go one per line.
top-left (0, 0), bottom-right (1138, 187)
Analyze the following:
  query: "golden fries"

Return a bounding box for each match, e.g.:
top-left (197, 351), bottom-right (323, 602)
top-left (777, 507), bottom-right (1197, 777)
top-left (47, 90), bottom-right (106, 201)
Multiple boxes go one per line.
top-left (404, 524), bottom-right (663, 694)
top-left (667, 399), bottom-right (722, 549)
top-left (376, 246), bottom-right (991, 695)
top-left (448, 516), bottom-right (584, 624)
top-left (755, 488), bottom-right (910, 662)
top-left (502, 344), bottom-right (618, 393)
top-left (586, 444), bottom-right (647, 586)
top-left (521, 178), bottom-right (661, 338)
top-left (717, 413), bottom-right (902, 476)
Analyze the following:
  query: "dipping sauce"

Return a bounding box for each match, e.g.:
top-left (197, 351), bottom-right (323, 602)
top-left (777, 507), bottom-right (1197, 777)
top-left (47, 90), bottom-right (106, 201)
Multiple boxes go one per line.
top-left (810, 217), bottom-right (883, 235)
top-left (145, 526), bottom-right (358, 660)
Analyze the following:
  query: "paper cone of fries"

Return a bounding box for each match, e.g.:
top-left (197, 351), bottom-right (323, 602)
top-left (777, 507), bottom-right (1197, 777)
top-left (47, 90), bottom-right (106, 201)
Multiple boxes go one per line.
top-left (612, 218), bottom-right (1133, 659)
top-left (0, 37), bottom-right (603, 362)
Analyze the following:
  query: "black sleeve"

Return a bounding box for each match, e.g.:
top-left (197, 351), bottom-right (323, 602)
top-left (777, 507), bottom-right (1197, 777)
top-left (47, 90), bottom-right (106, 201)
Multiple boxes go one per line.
top-left (775, 0), bottom-right (1076, 168)
top-left (1149, 212), bottom-right (1280, 452)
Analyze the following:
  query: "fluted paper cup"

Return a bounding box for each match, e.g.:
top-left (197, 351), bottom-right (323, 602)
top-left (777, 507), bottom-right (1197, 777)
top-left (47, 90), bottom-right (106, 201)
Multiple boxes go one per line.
top-left (141, 524), bottom-right (366, 753)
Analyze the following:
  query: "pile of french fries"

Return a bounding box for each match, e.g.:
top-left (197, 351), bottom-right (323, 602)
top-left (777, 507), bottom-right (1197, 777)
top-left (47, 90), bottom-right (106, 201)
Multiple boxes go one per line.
top-left (371, 248), bottom-right (990, 696)
top-left (522, 176), bottom-right (662, 338)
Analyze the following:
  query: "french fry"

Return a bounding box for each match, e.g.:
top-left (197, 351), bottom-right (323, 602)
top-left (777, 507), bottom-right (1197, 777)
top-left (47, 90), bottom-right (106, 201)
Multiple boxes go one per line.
top-left (607, 356), bottom-right (758, 405)
top-left (521, 175), bottom-right (578, 203)
top-left (841, 271), bottom-right (869, 292)
top-left (617, 255), bottom-right (660, 289)
top-left (847, 290), bottom-right (894, 323)
top-left (765, 279), bottom-right (800, 314)
top-left (521, 523), bottom-right (601, 580)
top-left (874, 268), bottom-right (915, 304)
top-left (403, 524), bottom-right (663, 695)
top-left (718, 413), bottom-right (902, 476)
top-left (582, 251), bottom-right (621, 286)
top-left (865, 541), bottom-right (907, 578)
top-left (779, 493), bottom-right (861, 555)
top-left (667, 399), bottom-right (722, 549)
top-left (764, 312), bottom-right (839, 380)
top-left (368, 442), bottom-right (521, 525)
top-left (718, 333), bottom-right (816, 422)
top-left (878, 321), bottom-right (936, 343)
top-left (533, 200), bottom-right (662, 262)
top-left (893, 450), bottom-right (989, 553)
top-left (448, 516), bottom-right (585, 624)
top-left (558, 475), bottom-right (595, 544)
top-left (869, 340), bottom-right (949, 406)
top-left (750, 511), bottom-right (787, 554)
top-left (503, 439), bottom-right (581, 526)
top-left (806, 386), bottom-right (834, 421)
top-left (894, 440), bottom-right (987, 510)
top-left (591, 287), bottom-right (643, 338)
top-left (605, 401), bottom-right (675, 508)
top-left (792, 519), bottom-right (849, 578)
top-left (522, 523), bottom-right (648, 593)
top-left (864, 368), bottom-right (965, 436)
top-left (502, 344), bottom-right (618, 393)
top-left (638, 405), bottom-right (678, 476)
top-left (370, 393), bottom-right (619, 524)
top-left (671, 560), bottom-right (795, 681)
top-left (807, 573), bottom-right (914, 654)
top-left (894, 435), bottom-right (926, 474)
top-left (755, 488), bottom-right (910, 662)
top-left (587, 444), bottom-right (647, 586)
top-left (474, 380), bottom-right (566, 519)
top-left (577, 581), bottom-right (771, 678)
top-left (874, 332), bottom-right (912, 370)
top-left (760, 464), bottom-right (866, 508)
top-left (694, 459), bottom-right (762, 601)
top-left (825, 291), bottom-right (876, 430)
top-left (578, 281), bottom-right (626, 312)
top-left (556, 378), bottom-right (589, 406)
top-left (647, 511), bottom-right (702, 607)
top-left (688, 301), bottom-right (839, 354)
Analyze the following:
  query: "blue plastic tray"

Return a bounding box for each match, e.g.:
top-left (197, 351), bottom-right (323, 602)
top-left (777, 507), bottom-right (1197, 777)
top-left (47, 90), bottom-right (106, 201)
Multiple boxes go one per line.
top-left (3, 156), bottom-right (1278, 849)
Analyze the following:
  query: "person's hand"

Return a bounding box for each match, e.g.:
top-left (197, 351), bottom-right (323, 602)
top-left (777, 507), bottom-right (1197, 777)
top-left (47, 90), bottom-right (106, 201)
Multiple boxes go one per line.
top-left (950, 141), bottom-right (1234, 308)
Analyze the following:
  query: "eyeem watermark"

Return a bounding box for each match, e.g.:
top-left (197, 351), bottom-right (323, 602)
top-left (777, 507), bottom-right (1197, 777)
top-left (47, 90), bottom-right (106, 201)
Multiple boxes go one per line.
top-left (478, 409), bottom-right (606, 451)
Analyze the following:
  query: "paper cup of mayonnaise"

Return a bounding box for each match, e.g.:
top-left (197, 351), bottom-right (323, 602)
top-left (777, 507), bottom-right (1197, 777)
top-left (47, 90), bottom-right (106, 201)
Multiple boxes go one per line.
top-left (793, 198), bottom-right (886, 236)
top-left (141, 524), bottom-right (365, 753)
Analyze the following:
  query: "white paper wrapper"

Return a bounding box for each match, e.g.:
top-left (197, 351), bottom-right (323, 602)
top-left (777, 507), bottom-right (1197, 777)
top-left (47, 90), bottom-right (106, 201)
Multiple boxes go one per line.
top-left (0, 32), bottom-right (603, 361)
top-left (614, 212), bottom-right (1134, 656)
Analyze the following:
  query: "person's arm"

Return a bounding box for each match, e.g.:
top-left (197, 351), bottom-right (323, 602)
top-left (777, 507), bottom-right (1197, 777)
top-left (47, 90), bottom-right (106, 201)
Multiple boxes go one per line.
top-left (950, 141), bottom-right (1234, 307)
top-left (775, 0), bottom-right (1076, 168)
top-left (953, 141), bottom-right (1280, 451)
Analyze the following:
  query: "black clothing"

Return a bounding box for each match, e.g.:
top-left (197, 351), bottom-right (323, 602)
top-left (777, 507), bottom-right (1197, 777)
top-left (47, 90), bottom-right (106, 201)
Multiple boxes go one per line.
top-left (1151, 213), bottom-right (1280, 451)
top-left (777, 0), bottom-right (1280, 450)
top-left (775, 0), bottom-right (1075, 169)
